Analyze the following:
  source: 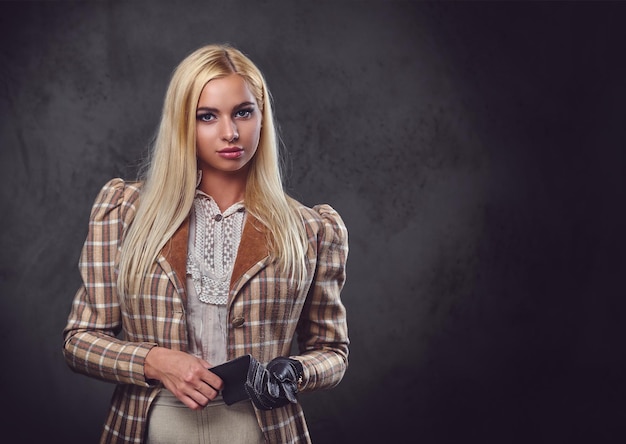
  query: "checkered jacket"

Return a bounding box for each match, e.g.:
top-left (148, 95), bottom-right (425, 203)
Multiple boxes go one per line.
top-left (63, 178), bottom-right (349, 443)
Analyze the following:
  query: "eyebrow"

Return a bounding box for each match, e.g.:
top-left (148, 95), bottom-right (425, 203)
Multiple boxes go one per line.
top-left (196, 101), bottom-right (256, 114)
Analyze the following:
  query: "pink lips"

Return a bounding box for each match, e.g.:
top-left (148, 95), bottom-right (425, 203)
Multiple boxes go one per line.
top-left (218, 146), bottom-right (244, 159)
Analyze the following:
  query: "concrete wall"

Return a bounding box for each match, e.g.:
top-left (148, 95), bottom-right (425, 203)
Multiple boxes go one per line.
top-left (1, 1), bottom-right (625, 442)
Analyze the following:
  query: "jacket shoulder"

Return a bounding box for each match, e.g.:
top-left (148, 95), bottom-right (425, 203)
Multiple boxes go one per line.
top-left (89, 178), bottom-right (143, 224)
top-left (294, 201), bottom-right (348, 245)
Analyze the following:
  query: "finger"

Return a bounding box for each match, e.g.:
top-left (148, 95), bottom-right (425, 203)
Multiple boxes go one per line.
top-left (194, 381), bottom-right (219, 401)
top-left (177, 391), bottom-right (207, 411)
top-left (205, 371), bottom-right (224, 392)
top-left (284, 386), bottom-right (298, 403)
top-left (267, 380), bottom-right (281, 398)
top-left (184, 399), bottom-right (203, 410)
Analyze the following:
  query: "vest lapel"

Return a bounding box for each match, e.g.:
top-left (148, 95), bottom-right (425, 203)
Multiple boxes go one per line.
top-left (161, 214), bottom-right (270, 305)
top-left (229, 214), bottom-right (270, 296)
top-left (161, 218), bottom-right (190, 303)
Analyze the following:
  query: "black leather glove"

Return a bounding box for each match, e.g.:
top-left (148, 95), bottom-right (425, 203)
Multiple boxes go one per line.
top-left (266, 357), bottom-right (303, 403)
top-left (245, 357), bottom-right (303, 410)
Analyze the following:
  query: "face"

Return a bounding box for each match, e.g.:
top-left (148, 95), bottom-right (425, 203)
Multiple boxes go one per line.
top-left (195, 73), bottom-right (262, 179)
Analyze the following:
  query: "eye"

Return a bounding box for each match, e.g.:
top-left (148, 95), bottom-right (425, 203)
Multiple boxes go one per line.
top-left (196, 112), bottom-right (215, 122)
top-left (235, 108), bottom-right (254, 119)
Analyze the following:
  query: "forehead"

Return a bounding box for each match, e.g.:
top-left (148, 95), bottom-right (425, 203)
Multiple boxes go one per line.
top-left (197, 74), bottom-right (256, 107)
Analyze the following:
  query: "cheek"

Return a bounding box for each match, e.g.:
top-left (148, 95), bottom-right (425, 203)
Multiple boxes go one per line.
top-left (196, 126), bottom-right (214, 147)
top-left (251, 121), bottom-right (262, 147)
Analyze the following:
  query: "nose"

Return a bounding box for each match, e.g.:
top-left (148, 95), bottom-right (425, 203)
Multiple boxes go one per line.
top-left (221, 118), bottom-right (239, 143)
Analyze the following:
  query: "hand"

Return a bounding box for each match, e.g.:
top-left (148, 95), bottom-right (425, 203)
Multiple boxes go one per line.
top-left (145, 347), bottom-right (224, 410)
top-left (266, 357), bottom-right (303, 403)
top-left (245, 356), bottom-right (303, 410)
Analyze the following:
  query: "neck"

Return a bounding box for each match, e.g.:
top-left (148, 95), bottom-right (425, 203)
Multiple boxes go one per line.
top-left (198, 169), bottom-right (247, 212)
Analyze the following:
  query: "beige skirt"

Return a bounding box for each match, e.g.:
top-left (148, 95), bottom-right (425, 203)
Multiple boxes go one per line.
top-left (146, 389), bottom-right (265, 444)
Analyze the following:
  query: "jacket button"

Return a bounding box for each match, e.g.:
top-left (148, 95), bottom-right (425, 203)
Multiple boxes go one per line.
top-left (231, 316), bottom-right (245, 328)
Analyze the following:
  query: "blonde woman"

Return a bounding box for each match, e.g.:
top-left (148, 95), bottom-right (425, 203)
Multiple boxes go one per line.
top-left (63, 44), bottom-right (349, 444)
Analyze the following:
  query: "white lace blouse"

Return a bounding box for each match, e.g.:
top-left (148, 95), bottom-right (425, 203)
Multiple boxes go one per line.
top-left (185, 190), bottom-right (245, 366)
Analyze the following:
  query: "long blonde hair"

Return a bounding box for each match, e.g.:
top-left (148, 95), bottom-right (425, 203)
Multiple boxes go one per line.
top-left (117, 44), bottom-right (307, 298)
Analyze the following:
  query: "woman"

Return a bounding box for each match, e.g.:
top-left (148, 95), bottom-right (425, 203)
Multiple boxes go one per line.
top-left (63, 44), bottom-right (349, 444)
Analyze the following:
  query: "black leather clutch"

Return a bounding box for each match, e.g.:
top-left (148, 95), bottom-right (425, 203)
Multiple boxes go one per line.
top-left (209, 354), bottom-right (255, 405)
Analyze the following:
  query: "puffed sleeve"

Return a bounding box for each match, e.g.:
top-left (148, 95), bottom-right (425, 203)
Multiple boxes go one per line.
top-left (294, 204), bottom-right (349, 392)
top-left (62, 178), bottom-right (157, 385)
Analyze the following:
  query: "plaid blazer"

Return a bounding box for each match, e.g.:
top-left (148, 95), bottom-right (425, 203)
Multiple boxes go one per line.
top-left (63, 178), bottom-right (349, 444)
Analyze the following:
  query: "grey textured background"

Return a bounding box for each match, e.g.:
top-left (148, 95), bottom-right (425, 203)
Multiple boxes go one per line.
top-left (1, 1), bottom-right (625, 443)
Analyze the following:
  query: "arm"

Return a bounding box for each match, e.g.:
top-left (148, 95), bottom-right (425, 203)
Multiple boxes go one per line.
top-left (293, 204), bottom-right (350, 392)
top-left (62, 179), bottom-right (223, 409)
top-left (62, 179), bottom-right (155, 386)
